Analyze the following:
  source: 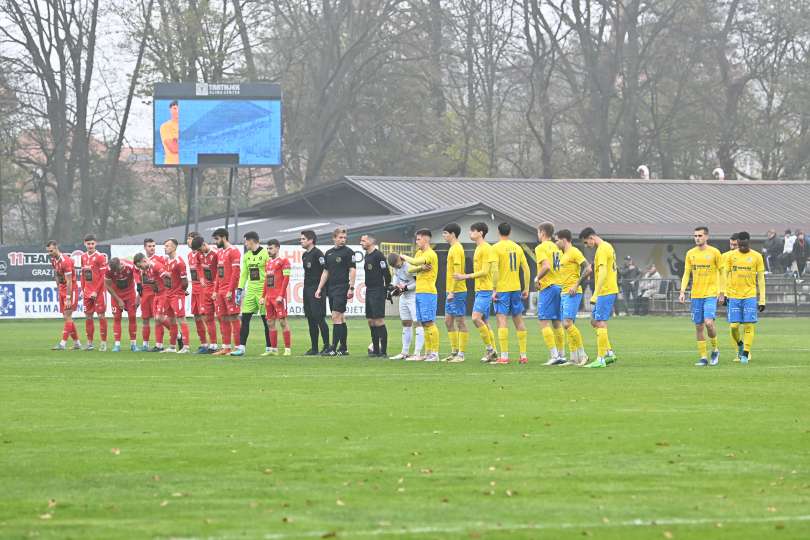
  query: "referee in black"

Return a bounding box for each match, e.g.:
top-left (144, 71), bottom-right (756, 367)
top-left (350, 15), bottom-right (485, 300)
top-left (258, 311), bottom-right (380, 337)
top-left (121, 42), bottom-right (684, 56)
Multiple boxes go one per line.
top-left (316, 227), bottom-right (357, 355)
top-left (299, 230), bottom-right (330, 355)
top-left (361, 234), bottom-right (391, 357)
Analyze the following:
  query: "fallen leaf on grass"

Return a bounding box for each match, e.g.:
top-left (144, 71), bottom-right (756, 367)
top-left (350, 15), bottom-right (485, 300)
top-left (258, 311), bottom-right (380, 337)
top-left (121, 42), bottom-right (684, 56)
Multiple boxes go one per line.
top-left (522, 433), bottom-right (530, 438)
top-left (397, 487), bottom-right (405, 493)
top-left (160, 500), bottom-right (169, 507)
top-left (111, 448), bottom-right (121, 455)
top-left (39, 513), bottom-right (52, 520)
top-left (263, 469), bottom-right (273, 475)
top-left (322, 532), bottom-right (337, 539)
top-left (767, 506), bottom-right (777, 512)
top-left (282, 517), bottom-right (293, 523)
top-left (152, 475), bottom-right (161, 481)
top-left (336, 499), bottom-right (345, 506)
top-left (420, 468), bottom-right (433, 475)
top-left (663, 531), bottom-right (673, 539)
top-left (656, 441), bottom-right (670, 447)
top-left (505, 490), bottom-right (513, 497)
top-left (47, 499), bottom-right (57, 509)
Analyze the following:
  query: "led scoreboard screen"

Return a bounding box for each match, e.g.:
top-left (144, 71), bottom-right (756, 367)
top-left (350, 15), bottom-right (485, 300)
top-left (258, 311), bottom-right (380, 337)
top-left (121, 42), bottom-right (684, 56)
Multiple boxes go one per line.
top-left (153, 82), bottom-right (282, 167)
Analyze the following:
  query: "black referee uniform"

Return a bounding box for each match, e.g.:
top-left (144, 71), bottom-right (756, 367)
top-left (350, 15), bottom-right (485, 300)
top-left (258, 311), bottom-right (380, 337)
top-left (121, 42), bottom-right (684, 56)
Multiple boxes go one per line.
top-left (302, 246), bottom-right (329, 354)
top-left (364, 247), bottom-right (391, 356)
top-left (324, 244), bottom-right (356, 353)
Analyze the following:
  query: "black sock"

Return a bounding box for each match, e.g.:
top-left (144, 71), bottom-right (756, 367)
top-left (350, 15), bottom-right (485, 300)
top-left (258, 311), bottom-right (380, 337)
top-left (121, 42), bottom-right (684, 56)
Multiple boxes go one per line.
top-left (339, 323), bottom-right (348, 351)
top-left (319, 318), bottom-right (330, 348)
top-left (240, 313), bottom-right (253, 346)
top-left (332, 322), bottom-right (340, 349)
top-left (307, 318), bottom-right (319, 351)
top-left (261, 315), bottom-right (272, 348)
top-left (370, 326), bottom-right (379, 353)
top-left (379, 325), bottom-right (388, 354)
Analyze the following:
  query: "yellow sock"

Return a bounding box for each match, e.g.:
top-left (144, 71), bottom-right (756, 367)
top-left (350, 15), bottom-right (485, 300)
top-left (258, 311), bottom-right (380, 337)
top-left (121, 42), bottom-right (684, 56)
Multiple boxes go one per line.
top-left (566, 326), bottom-right (579, 352)
top-left (541, 326), bottom-right (556, 353)
top-left (516, 330), bottom-right (528, 356)
top-left (487, 325), bottom-right (497, 349)
top-left (730, 323), bottom-right (741, 347)
top-left (498, 327), bottom-right (509, 355)
top-left (742, 323), bottom-right (755, 351)
top-left (458, 331), bottom-right (469, 353)
top-left (596, 327), bottom-right (609, 358)
top-left (571, 325), bottom-right (583, 350)
top-left (709, 335), bottom-right (718, 351)
top-left (697, 340), bottom-right (708, 359)
top-left (448, 331), bottom-right (458, 353)
top-left (478, 325), bottom-right (492, 347)
top-left (553, 327), bottom-right (565, 355)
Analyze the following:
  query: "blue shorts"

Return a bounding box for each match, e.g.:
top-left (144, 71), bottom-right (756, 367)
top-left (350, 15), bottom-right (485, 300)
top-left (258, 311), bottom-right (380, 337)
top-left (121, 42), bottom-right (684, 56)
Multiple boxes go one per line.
top-left (445, 291), bottom-right (467, 317)
top-left (727, 297), bottom-right (758, 324)
top-left (691, 297), bottom-right (718, 324)
top-left (538, 285), bottom-right (562, 320)
top-left (592, 294), bottom-right (617, 321)
top-left (561, 293), bottom-right (582, 321)
top-left (472, 291), bottom-right (493, 319)
top-left (415, 293), bottom-right (438, 323)
top-left (494, 291), bottom-right (524, 316)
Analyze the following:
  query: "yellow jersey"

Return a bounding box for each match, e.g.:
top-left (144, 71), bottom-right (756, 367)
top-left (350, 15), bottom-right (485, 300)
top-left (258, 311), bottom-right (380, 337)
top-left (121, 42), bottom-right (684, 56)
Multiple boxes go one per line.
top-left (534, 240), bottom-right (562, 290)
top-left (411, 248), bottom-right (438, 294)
top-left (493, 239), bottom-right (527, 292)
top-left (593, 240), bottom-right (619, 296)
top-left (446, 242), bottom-right (467, 293)
top-left (725, 249), bottom-right (765, 302)
top-left (681, 246), bottom-right (723, 299)
top-left (720, 250), bottom-right (736, 297)
top-left (559, 245), bottom-right (586, 294)
top-left (160, 119), bottom-right (179, 165)
top-left (473, 241), bottom-right (497, 291)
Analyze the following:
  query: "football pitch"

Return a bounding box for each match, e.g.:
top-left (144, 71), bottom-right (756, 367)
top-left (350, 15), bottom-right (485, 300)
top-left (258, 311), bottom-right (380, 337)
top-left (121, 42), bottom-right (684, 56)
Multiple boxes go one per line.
top-left (1, 317), bottom-right (809, 540)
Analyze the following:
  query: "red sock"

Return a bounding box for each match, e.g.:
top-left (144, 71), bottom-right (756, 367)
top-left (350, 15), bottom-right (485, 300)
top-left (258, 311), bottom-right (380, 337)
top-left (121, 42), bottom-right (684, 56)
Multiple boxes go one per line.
top-left (220, 318), bottom-right (231, 347)
top-left (169, 322), bottom-right (178, 347)
top-left (180, 322), bottom-right (190, 347)
top-left (231, 319), bottom-right (241, 347)
top-left (69, 322), bottom-right (78, 340)
top-left (205, 315), bottom-right (217, 345)
top-left (85, 317), bottom-right (95, 342)
top-left (283, 329), bottom-right (291, 348)
top-left (99, 318), bottom-right (108, 341)
top-left (113, 316), bottom-right (122, 341)
top-left (128, 313), bottom-right (137, 341)
top-left (62, 321), bottom-right (70, 341)
top-left (156, 320), bottom-right (165, 345)
top-left (142, 319), bottom-right (151, 343)
top-left (270, 329), bottom-right (278, 348)
top-left (194, 318), bottom-right (207, 343)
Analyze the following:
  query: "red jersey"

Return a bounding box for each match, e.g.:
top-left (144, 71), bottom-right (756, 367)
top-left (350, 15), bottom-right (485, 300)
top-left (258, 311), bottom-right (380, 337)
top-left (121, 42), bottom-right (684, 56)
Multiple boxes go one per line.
top-left (161, 256), bottom-right (188, 298)
top-left (187, 252), bottom-right (201, 294)
top-left (264, 256), bottom-right (291, 297)
top-left (139, 254), bottom-right (166, 297)
top-left (196, 249), bottom-right (219, 290)
top-left (80, 251), bottom-right (108, 295)
top-left (51, 253), bottom-right (76, 290)
top-left (105, 260), bottom-right (137, 297)
top-left (142, 259), bottom-right (167, 295)
top-left (215, 245), bottom-right (241, 293)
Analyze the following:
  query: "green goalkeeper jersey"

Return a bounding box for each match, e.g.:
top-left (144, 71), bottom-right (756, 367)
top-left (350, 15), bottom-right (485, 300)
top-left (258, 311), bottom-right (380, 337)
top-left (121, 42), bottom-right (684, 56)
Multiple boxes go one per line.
top-left (239, 247), bottom-right (269, 295)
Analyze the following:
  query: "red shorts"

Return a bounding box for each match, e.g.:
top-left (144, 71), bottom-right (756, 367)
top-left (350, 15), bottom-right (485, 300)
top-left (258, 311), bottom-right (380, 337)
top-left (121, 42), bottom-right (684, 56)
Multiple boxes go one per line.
top-left (59, 287), bottom-right (79, 313)
top-left (199, 288), bottom-right (216, 316)
top-left (111, 295), bottom-right (138, 316)
top-left (264, 296), bottom-right (288, 320)
top-left (83, 291), bottom-right (107, 314)
top-left (160, 294), bottom-right (186, 318)
top-left (215, 291), bottom-right (240, 317)
top-left (190, 287), bottom-right (202, 315)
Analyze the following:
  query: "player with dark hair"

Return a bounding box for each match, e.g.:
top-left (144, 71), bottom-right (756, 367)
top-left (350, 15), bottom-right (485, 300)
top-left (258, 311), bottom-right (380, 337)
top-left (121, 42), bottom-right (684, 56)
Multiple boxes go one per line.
top-left (316, 227), bottom-right (357, 355)
top-left (720, 231), bottom-right (766, 364)
top-left (190, 235), bottom-right (219, 353)
top-left (720, 232), bottom-right (741, 361)
top-left (186, 232), bottom-right (210, 351)
top-left (535, 222), bottom-right (565, 365)
top-left (399, 229), bottom-right (440, 361)
top-left (361, 234), bottom-right (391, 357)
top-left (104, 257), bottom-right (139, 352)
top-left (80, 234), bottom-right (109, 351)
top-left (133, 251), bottom-right (169, 351)
top-left (260, 239), bottom-right (293, 356)
top-left (211, 227), bottom-right (242, 355)
top-left (555, 229), bottom-right (591, 365)
top-left (138, 238), bottom-right (166, 351)
top-left (578, 227), bottom-right (619, 368)
top-left (47, 240), bottom-right (81, 350)
top-left (160, 238), bottom-right (190, 353)
top-left (492, 223), bottom-right (530, 364)
top-left (160, 100), bottom-right (179, 165)
top-left (457, 222), bottom-right (498, 363)
top-left (442, 223), bottom-right (468, 362)
top-left (231, 231), bottom-right (270, 357)
top-left (300, 230), bottom-right (330, 355)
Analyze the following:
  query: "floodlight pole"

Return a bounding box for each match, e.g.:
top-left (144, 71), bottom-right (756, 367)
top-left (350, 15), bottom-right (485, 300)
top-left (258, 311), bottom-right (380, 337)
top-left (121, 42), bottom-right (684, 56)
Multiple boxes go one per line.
top-left (194, 167), bottom-right (200, 233)
top-left (184, 167), bottom-right (196, 239)
top-left (224, 167), bottom-right (233, 232)
top-left (223, 167), bottom-right (240, 240)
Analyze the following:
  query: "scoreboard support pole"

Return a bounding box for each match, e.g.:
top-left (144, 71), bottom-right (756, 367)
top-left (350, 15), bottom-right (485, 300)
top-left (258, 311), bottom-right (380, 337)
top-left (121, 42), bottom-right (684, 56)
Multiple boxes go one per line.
top-left (224, 167), bottom-right (240, 240)
top-left (184, 167), bottom-right (198, 240)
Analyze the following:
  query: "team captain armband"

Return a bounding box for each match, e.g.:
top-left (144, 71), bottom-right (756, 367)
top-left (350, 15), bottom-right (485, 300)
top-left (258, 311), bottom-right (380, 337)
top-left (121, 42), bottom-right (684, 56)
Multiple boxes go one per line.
top-left (282, 268), bottom-right (291, 276)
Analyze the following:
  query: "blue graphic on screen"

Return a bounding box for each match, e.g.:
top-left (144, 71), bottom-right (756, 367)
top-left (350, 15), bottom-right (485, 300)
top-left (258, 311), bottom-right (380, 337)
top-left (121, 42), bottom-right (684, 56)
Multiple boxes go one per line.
top-left (154, 99), bottom-right (281, 166)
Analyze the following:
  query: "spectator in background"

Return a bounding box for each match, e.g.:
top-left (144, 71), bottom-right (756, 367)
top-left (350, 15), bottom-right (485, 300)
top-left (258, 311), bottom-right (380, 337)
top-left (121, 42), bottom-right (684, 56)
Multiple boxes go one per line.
top-left (619, 255), bottom-right (641, 315)
top-left (666, 244), bottom-right (685, 278)
top-left (780, 229), bottom-right (797, 274)
top-left (637, 264), bottom-right (662, 315)
top-left (763, 229), bottom-right (783, 273)
top-left (793, 230), bottom-right (808, 277)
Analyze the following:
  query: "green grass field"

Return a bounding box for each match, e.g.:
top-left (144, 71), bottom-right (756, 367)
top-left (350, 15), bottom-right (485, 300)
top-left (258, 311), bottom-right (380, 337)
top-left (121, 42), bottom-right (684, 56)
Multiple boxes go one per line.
top-left (1, 316), bottom-right (809, 540)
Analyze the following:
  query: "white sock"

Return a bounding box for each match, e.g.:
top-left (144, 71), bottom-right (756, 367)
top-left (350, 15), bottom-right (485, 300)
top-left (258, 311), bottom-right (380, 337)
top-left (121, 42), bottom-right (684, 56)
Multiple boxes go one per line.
top-left (60, 339), bottom-right (66, 346)
top-left (402, 326), bottom-right (412, 354)
top-left (130, 340), bottom-right (137, 345)
top-left (209, 344), bottom-right (217, 350)
top-left (414, 327), bottom-right (424, 354)
top-left (237, 345), bottom-right (245, 352)
top-left (114, 341), bottom-right (121, 346)
top-left (500, 351), bottom-right (508, 359)
top-left (549, 347), bottom-right (558, 358)
top-left (75, 340), bottom-right (82, 347)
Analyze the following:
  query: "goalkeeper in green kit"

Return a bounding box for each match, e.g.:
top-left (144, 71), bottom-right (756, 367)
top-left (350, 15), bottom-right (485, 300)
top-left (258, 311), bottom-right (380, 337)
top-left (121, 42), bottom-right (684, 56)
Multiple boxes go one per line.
top-left (230, 231), bottom-right (272, 356)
